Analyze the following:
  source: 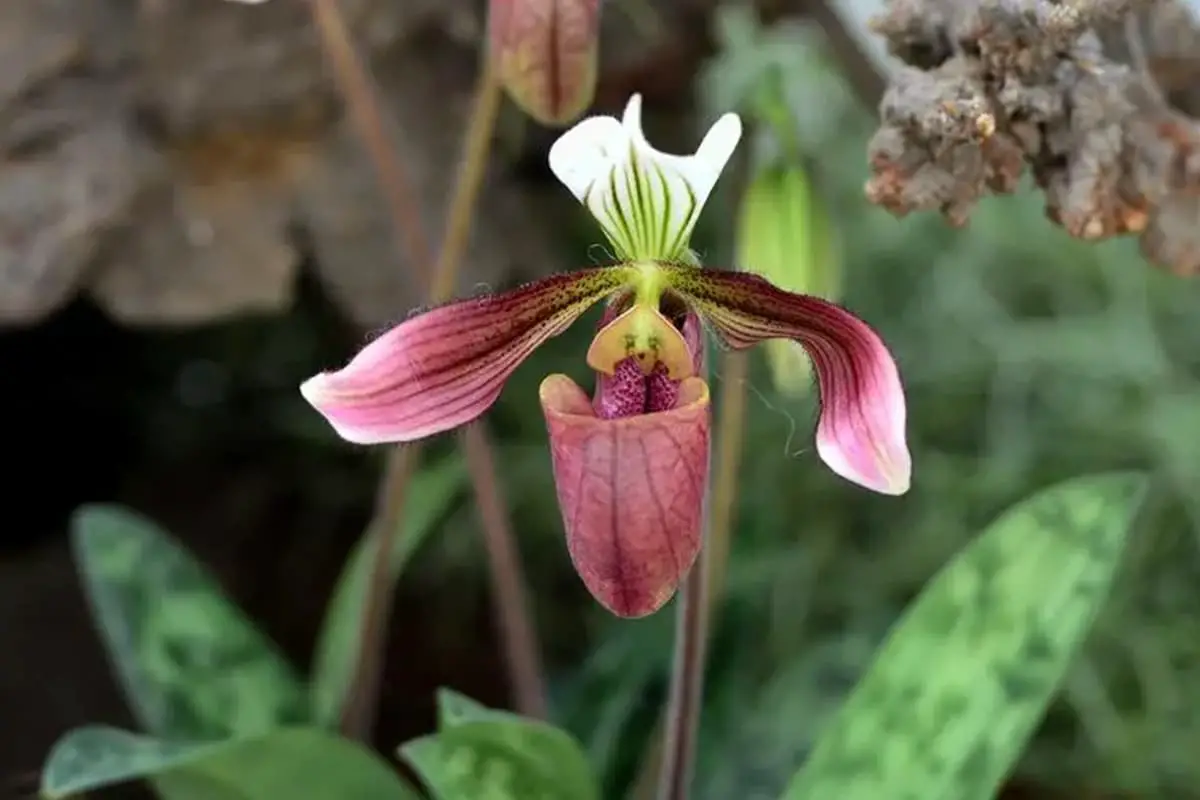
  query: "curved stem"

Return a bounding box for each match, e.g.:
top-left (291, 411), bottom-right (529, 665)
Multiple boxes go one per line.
top-left (460, 423), bottom-right (548, 719)
top-left (309, 0), bottom-right (547, 739)
top-left (306, 0), bottom-right (435, 272)
top-left (655, 523), bottom-right (711, 800)
top-left (340, 446), bottom-right (420, 739)
top-left (432, 58), bottom-right (504, 301)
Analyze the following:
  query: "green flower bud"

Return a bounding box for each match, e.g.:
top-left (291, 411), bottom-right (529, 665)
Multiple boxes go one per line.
top-left (736, 162), bottom-right (842, 397)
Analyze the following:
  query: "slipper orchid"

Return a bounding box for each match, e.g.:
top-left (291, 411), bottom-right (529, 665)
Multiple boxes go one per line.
top-left (301, 94), bottom-right (911, 617)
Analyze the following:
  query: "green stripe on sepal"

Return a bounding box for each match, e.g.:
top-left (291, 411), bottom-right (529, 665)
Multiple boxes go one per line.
top-left (780, 471), bottom-right (1149, 800)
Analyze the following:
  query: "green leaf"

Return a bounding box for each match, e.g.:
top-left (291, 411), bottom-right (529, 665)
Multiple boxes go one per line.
top-left (71, 505), bottom-right (308, 740)
top-left (41, 725), bottom-right (419, 800)
top-left (437, 688), bottom-right (500, 729)
top-left (311, 456), bottom-right (467, 727)
top-left (401, 712), bottom-right (600, 800)
top-left (781, 471), bottom-right (1149, 800)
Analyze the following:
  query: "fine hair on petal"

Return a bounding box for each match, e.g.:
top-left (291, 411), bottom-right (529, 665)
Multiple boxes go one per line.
top-left (708, 355), bottom-right (806, 459)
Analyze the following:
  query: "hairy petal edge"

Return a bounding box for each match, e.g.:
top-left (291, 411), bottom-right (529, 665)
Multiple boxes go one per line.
top-left (665, 265), bottom-right (910, 495)
top-left (301, 267), bottom-right (634, 443)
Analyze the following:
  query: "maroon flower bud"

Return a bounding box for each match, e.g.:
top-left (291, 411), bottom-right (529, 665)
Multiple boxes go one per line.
top-left (488, 0), bottom-right (600, 126)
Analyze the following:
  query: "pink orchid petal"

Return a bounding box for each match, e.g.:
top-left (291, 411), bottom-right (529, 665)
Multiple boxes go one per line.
top-left (665, 266), bottom-right (910, 495)
top-left (302, 267), bottom-right (634, 444)
top-left (539, 373), bottom-right (711, 617)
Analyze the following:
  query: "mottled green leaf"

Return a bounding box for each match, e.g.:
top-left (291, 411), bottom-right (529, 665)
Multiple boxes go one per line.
top-left (401, 711), bottom-right (600, 800)
top-left (71, 505), bottom-right (308, 740)
top-left (41, 727), bottom-right (222, 798)
top-left (41, 725), bottom-right (419, 800)
top-left (782, 472), bottom-right (1148, 800)
top-left (437, 688), bottom-right (498, 729)
top-left (311, 456), bottom-right (467, 727)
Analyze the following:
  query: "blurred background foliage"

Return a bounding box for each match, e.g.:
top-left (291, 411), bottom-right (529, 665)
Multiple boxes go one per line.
top-left (563, 10), bottom-right (1200, 799)
top-left (7, 1), bottom-right (1200, 799)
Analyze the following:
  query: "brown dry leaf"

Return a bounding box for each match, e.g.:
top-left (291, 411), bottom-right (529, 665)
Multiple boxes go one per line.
top-left (80, 0), bottom-right (426, 326)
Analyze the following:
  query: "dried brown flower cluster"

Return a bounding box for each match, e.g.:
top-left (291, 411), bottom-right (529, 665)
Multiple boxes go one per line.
top-left (865, 0), bottom-right (1200, 274)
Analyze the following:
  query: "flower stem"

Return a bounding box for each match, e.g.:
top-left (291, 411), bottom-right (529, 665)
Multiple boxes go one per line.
top-left (703, 351), bottom-right (749, 613)
top-left (460, 423), bottom-right (548, 719)
top-left (449, 57), bottom-right (549, 721)
top-left (431, 56), bottom-right (504, 301)
top-left (651, 349), bottom-right (749, 800)
top-left (306, 0), bottom-right (435, 271)
top-left (308, 0), bottom-right (547, 739)
top-left (655, 518), bottom-right (711, 800)
top-left (340, 446), bottom-right (419, 740)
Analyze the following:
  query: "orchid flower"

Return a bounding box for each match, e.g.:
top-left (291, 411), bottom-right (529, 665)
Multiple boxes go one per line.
top-left (301, 95), bottom-right (911, 618)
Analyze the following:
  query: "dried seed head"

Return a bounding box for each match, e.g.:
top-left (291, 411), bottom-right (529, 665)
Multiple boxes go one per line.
top-left (488, 0), bottom-right (601, 127)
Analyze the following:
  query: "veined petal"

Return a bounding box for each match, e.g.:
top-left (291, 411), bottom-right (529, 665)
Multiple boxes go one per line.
top-left (540, 373), bottom-right (710, 617)
top-left (488, 0), bottom-right (600, 125)
top-left (548, 93), bottom-right (742, 262)
top-left (301, 267), bottom-right (635, 444)
top-left (664, 266), bottom-right (911, 495)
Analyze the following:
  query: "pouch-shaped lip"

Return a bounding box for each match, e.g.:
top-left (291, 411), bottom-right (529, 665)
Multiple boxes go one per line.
top-left (539, 373), bottom-right (711, 617)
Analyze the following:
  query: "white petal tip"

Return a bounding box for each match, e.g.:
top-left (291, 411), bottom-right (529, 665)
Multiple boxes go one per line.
top-left (697, 113), bottom-right (744, 168)
top-left (622, 93), bottom-right (644, 126)
top-left (547, 115), bottom-right (627, 202)
top-left (299, 374), bottom-right (331, 407)
top-left (874, 471), bottom-right (912, 496)
top-left (714, 112), bottom-right (744, 137)
top-left (299, 374), bottom-right (369, 444)
top-left (845, 467), bottom-right (911, 497)
top-left (818, 438), bottom-right (912, 497)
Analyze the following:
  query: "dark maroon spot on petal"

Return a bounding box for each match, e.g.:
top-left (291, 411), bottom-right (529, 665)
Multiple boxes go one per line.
top-left (646, 365), bottom-right (679, 412)
top-left (595, 358), bottom-right (685, 418)
top-left (589, 302), bottom-right (704, 420)
top-left (594, 358), bottom-right (648, 419)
